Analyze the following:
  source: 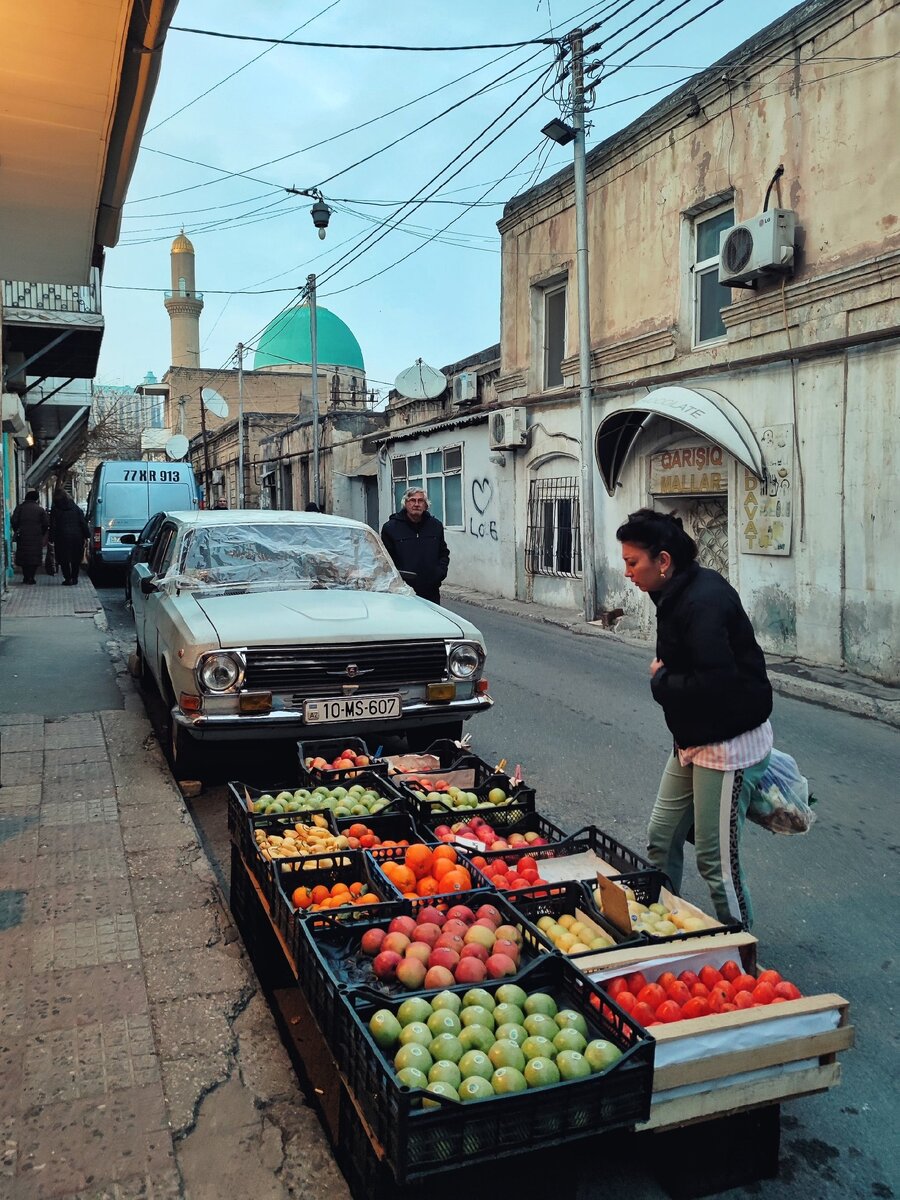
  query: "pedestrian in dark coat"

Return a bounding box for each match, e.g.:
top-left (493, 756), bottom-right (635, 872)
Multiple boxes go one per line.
top-left (49, 489), bottom-right (90, 585)
top-left (617, 508), bottom-right (773, 928)
top-left (11, 490), bottom-right (48, 584)
top-left (380, 488), bottom-right (450, 604)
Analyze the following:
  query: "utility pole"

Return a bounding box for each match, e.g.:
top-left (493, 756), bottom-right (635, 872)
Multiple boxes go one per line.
top-left (307, 273), bottom-right (321, 509)
top-left (198, 388), bottom-right (211, 507)
top-left (236, 342), bottom-right (245, 508)
top-left (570, 28), bottom-right (598, 622)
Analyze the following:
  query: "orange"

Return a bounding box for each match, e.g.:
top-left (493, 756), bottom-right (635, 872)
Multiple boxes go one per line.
top-left (349, 881), bottom-right (365, 897)
top-left (358, 892), bottom-right (380, 904)
top-left (432, 845), bottom-right (458, 865)
top-left (380, 861), bottom-right (398, 882)
top-left (348, 823), bottom-right (369, 839)
top-left (391, 865), bottom-right (416, 893)
top-left (432, 858), bottom-right (457, 883)
top-left (291, 886), bottom-right (312, 910)
top-left (310, 884), bottom-right (329, 905)
top-left (416, 876), bottom-right (439, 897)
top-left (405, 844), bottom-right (434, 880)
top-left (439, 869), bottom-right (470, 893)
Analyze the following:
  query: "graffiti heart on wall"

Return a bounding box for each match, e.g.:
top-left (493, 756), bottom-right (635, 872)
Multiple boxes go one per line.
top-left (469, 477), bottom-right (498, 540)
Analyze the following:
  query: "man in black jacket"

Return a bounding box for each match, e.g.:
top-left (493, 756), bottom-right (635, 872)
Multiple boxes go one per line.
top-left (381, 488), bottom-right (449, 604)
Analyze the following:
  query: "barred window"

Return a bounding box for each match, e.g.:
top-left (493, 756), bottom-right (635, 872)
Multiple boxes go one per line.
top-left (525, 477), bottom-right (582, 577)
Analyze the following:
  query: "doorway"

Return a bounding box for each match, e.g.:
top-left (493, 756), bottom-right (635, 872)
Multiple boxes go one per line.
top-left (666, 497), bottom-right (729, 578)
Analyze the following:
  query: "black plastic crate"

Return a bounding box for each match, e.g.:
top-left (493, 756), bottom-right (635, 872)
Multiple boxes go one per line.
top-left (507, 879), bottom-right (642, 961)
top-left (416, 808), bottom-right (570, 851)
top-left (333, 810), bottom-right (431, 855)
top-left (297, 736), bottom-right (390, 783)
top-left (366, 844), bottom-right (495, 900)
top-left (401, 780), bottom-right (537, 828)
top-left (337, 954), bottom-right (654, 1183)
top-left (296, 891), bottom-right (554, 1048)
top-left (227, 779), bottom-right (337, 828)
top-left (227, 786), bottom-right (344, 899)
top-left (273, 848), bottom-right (405, 964)
top-left (387, 738), bottom-right (506, 785)
top-left (480, 823), bottom-right (652, 878)
top-left (607, 869), bottom-right (742, 943)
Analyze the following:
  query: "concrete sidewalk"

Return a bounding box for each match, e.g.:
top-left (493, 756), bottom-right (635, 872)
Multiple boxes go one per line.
top-left (0, 575), bottom-right (348, 1200)
top-left (442, 583), bottom-right (900, 729)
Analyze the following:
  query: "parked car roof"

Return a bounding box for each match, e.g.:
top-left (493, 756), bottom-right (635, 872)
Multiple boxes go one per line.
top-left (161, 509), bottom-right (364, 529)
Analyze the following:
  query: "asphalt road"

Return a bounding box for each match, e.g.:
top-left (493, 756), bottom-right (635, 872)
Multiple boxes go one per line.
top-left (98, 585), bottom-right (899, 1200)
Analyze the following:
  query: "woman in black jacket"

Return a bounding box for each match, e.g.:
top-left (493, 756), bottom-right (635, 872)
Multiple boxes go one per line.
top-left (11, 490), bottom-right (48, 584)
top-left (617, 508), bottom-right (773, 927)
top-left (49, 489), bottom-right (90, 585)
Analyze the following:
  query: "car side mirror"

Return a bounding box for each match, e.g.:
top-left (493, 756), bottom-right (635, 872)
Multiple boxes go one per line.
top-left (119, 533), bottom-right (137, 545)
top-left (140, 576), bottom-right (159, 595)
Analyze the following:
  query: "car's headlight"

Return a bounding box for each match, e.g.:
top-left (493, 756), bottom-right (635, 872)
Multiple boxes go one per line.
top-left (198, 652), bottom-right (244, 692)
top-left (448, 642), bottom-right (483, 679)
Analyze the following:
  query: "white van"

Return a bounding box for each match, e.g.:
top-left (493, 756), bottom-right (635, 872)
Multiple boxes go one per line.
top-left (86, 460), bottom-right (200, 578)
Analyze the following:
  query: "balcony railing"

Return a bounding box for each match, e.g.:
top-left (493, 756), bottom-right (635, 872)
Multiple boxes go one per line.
top-left (164, 289), bottom-right (204, 301)
top-left (2, 268), bottom-right (101, 316)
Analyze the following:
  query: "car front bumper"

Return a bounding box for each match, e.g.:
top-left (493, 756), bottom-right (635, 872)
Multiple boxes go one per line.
top-left (171, 693), bottom-right (493, 742)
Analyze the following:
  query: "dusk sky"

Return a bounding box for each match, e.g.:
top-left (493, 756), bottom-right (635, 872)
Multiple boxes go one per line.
top-left (99, 0), bottom-right (797, 400)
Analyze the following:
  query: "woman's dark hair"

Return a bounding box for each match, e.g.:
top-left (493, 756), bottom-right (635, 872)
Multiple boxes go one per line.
top-left (616, 508), bottom-right (698, 571)
top-left (24, 489), bottom-right (39, 504)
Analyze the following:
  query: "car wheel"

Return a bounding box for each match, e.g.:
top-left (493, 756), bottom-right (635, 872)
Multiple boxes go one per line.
top-left (162, 682), bottom-right (205, 781)
top-left (406, 721), bottom-right (463, 751)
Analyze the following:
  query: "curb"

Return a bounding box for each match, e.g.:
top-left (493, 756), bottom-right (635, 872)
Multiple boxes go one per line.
top-left (443, 587), bottom-right (900, 730)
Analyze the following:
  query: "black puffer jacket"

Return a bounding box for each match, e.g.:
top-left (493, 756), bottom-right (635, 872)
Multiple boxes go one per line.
top-left (650, 562), bottom-right (772, 749)
top-left (380, 509), bottom-right (449, 602)
top-left (49, 493), bottom-right (90, 556)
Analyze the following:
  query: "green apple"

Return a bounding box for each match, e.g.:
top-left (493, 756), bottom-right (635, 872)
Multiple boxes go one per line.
top-left (556, 1050), bottom-right (591, 1081)
top-left (488, 787), bottom-right (508, 804)
top-left (396, 1066), bottom-right (428, 1089)
top-left (494, 1022), bottom-right (529, 1047)
top-left (430, 990), bottom-right (462, 1014)
top-left (523, 1013), bottom-right (559, 1041)
top-left (523, 1057), bottom-right (561, 1088)
top-left (460, 1005), bottom-right (495, 1031)
top-left (584, 1040), bottom-right (623, 1073)
top-left (458, 1075), bottom-right (494, 1102)
top-left (397, 997), bottom-right (433, 1027)
top-left (495, 983), bottom-right (528, 1009)
top-left (555, 1010), bottom-right (589, 1038)
top-left (553, 1027), bottom-right (588, 1055)
top-left (523, 992), bottom-right (558, 1018)
top-left (423, 1080), bottom-right (460, 1108)
top-left (458, 1024), bottom-right (495, 1053)
top-left (458, 1050), bottom-right (493, 1081)
top-left (491, 1066), bottom-right (528, 1094)
top-left (462, 988), bottom-right (496, 1012)
top-left (368, 1010), bottom-right (402, 1051)
top-left (492, 1003), bottom-right (525, 1028)
top-left (429, 1060), bottom-right (462, 1089)
top-left (428, 1034), bottom-right (464, 1064)
top-left (398, 1022), bottom-right (432, 1048)
top-left (488, 1039), bottom-right (526, 1072)
top-left (521, 1035), bottom-right (557, 1061)
top-left (394, 1042), bottom-right (433, 1074)
top-left (427, 1009), bottom-right (462, 1038)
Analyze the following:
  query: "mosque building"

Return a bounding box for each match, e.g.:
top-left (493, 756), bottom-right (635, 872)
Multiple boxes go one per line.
top-left (156, 232), bottom-right (381, 509)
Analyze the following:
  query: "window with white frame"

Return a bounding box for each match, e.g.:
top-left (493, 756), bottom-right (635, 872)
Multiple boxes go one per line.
top-left (542, 284), bottom-right (567, 388)
top-left (693, 205), bottom-right (734, 345)
top-left (391, 446), bottom-right (463, 527)
top-left (525, 477), bottom-right (581, 577)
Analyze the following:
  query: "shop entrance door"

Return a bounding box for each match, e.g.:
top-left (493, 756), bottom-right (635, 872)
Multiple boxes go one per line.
top-left (668, 497), bottom-right (729, 579)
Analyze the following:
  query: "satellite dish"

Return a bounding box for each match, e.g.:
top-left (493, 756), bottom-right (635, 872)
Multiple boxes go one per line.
top-left (201, 387), bottom-right (229, 419)
top-left (165, 434), bottom-right (189, 461)
top-left (394, 359), bottom-right (446, 401)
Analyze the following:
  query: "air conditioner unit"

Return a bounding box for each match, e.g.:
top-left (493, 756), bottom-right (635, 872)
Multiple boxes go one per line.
top-left (489, 407), bottom-right (527, 451)
top-left (453, 371), bottom-right (477, 405)
top-left (719, 209), bottom-right (796, 287)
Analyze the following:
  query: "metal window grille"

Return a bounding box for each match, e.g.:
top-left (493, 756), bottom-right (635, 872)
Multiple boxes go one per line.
top-left (525, 477), bottom-right (582, 577)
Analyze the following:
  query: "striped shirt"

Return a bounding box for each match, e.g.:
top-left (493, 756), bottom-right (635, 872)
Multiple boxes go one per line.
top-left (678, 720), bottom-right (773, 771)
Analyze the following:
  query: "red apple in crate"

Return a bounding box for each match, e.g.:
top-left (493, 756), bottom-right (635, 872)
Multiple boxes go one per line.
top-left (416, 906), bottom-right (445, 927)
top-left (476, 905), bottom-right (502, 925)
top-left (495, 924), bottom-right (522, 945)
top-left (493, 938), bottom-right (520, 963)
top-left (412, 922), bottom-right (441, 947)
top-left (455, 957), bottom-right (488, 984)
top-left (382, 932), bottom-right (411, 956)
top-left (473, 917), bottom-right (499, 932)
top-left (442, 919), bottom-right (469, 939)
top-left (405, 943), bottom-right (431, 966)
top-left (389, 915), bottom-right (418, 938)
top-left (435, 933), bottom-right (464, 955)
top-left (373, 950), bottom-right (402, 981)
top-left (464, 925), bottom-right (496, 950)
top-left (485, 953), bottom-right (517, 978)
top-left (360, 928), bottom-right (386, 957)
top-left (446, 905), bottom-right (476, 925)
top-left (459, 943), bottom-right (490, 963)
top-left (429, 947), bottom-right (460, 971)
top-left (396, 958), bottom-right (427, 990)
top-left (425, 965), bottom-right (455, 989)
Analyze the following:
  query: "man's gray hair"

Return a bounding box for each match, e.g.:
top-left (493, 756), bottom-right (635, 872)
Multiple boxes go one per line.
top-left (402, 487), bottom-right (429, 507)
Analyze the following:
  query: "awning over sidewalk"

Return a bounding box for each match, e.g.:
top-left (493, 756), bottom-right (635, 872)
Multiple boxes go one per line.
top-left (595, 386), bottom-right (764, 495)
top-left (25, 404), bottom-right (90, 489)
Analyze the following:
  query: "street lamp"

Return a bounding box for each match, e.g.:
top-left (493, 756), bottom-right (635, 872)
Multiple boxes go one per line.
top-left (541, 29), bottom-right (597, 622)
top-left (310, 197), bottom-right (332, 240)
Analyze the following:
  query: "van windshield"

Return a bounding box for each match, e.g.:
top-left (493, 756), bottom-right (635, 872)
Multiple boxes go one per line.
top-left (104, 483), bottom-right (149, 522)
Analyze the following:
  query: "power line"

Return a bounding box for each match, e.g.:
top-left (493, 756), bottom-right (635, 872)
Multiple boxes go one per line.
top-left (169, 26), bottom-right (560, 51)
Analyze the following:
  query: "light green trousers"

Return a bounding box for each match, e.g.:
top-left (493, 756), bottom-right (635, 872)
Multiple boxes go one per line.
top-left (647, 751), bottom-right (771, 928)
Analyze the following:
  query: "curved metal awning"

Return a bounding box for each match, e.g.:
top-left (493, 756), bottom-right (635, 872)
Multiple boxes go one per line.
top-left (595, 386), bottom-right (764, 496)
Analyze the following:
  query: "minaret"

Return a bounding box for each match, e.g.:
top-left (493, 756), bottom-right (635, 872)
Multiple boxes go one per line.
top-left (164, 231), bottom-right (204, 367)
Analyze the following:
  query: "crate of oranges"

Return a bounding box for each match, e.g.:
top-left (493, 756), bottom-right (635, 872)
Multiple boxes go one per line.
top-left (372, 842), bottom-right (493, 903)
top-left (334, 812), bottom-right (428, 854)
top-left (272, 849), bottom-right (405, 960)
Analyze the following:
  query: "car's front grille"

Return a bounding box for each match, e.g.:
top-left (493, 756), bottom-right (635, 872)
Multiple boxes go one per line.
top-left (243, 640), bottom-right (448, 697)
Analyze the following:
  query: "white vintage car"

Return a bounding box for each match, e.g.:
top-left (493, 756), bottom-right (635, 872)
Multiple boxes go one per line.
top-left (127, 510), bottom-right (492, 774)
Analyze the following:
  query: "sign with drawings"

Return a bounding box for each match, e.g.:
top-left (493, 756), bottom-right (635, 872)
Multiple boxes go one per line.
top-left (468, 477), bottom-right (498, 541)
top-left (741, 423), bottom-right (793, 555)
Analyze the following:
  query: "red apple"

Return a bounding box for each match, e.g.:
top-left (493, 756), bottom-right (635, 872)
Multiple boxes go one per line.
top-left (464, 925), bottom-right (496, 950)
top-left (493, 938), bottom-right (520, 963)
top-left (372, 950), bottom-right (402, 981)
top-left (412, 922), bottom-right (441, 947)
top-left (473, 916), bottom-right (499, 932)
top-left (396, 957), bottom-right (427, 990)
top-left (428, 946), bottom-right (460, 971)
top-left (388, 915), bottom-right (417, 938)
top-left (442, 919), bottom-right (469, 939)
top-left (360, 928), bottom-right (386, 957)
top-left (435, 933), bottom-right (464, 954)
top-left (416, 906), bottom-right (445, 927)
top-left (404, 943), bottom-right (431, 966)
top-left (446, 905), bottom-right (476, 925)
top-left (459, 943), bottom-right (489, 963)
top-left (485, 953), bottom-right (517, 978)
top-left (424, 965), bottom-right (455, 989)
top-left (382, 932), bottom-right (411, 956)
top-left (454, 957), bottom-right (488, 984)
top-left (494, 924), bottom-right (522, 945)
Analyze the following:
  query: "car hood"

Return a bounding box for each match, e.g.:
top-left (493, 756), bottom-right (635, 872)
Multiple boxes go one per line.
top-left (193, 588), bottom-right (476, 647)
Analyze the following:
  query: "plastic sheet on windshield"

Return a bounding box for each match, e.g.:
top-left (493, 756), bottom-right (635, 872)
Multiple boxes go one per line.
top-left (162, 520), bottom-right (410, 594)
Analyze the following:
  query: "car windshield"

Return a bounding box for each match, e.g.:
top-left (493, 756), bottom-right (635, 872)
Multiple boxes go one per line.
top-left (173, 521), bottom-right (408, 594)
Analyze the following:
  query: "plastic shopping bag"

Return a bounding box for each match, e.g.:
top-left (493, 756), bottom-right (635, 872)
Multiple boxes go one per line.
top-left (747, 749), bottom-right (817, 835)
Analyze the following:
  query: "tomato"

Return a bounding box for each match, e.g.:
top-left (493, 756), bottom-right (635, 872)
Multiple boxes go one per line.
top-left (752, 982), bottom-right (776, 1005)
top-left (733, 974), bottom-right (758, 995)
top-left (733, 990), bottom-right (756, 1010)
top-left (699, 966), bottom-right (722, 989)
top-left (607, 976), bottom-right (629, 999)
top-left (774, 980), bottom-right (802, 1001)
top-left (615, 990), bottom-right (636, 1013)
top-left (711, 980), bottom-right (733, 1002)
top-left (690, 982), bottom-right (710, 999)
top-left (757, 969), bottom-right (782, 987)
top-left (678, 971), bottom-right (700, 989)
top-left (719, 1002), bottom-right (737, 1012)
top-left (632, 1001), bottom-right (656, 1027)
top-left (720, 960), bottom-right (742, 982)
top-left (665, 981), bottom-right (692, 1006)
top-left (656, 1000), bottom-right (683, 1023)
top-left (636, 983), bottom-right (667, 1011)
top-left (656, 972), bottom-right (677, 991)
top-left (626, 972), bottom-right (648, 995)
top-left (681, 997), bottom-right (709, 1020)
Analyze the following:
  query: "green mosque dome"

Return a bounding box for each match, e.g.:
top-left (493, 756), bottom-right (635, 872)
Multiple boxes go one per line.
top-left (253, 305), bottom-right (364, 371)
